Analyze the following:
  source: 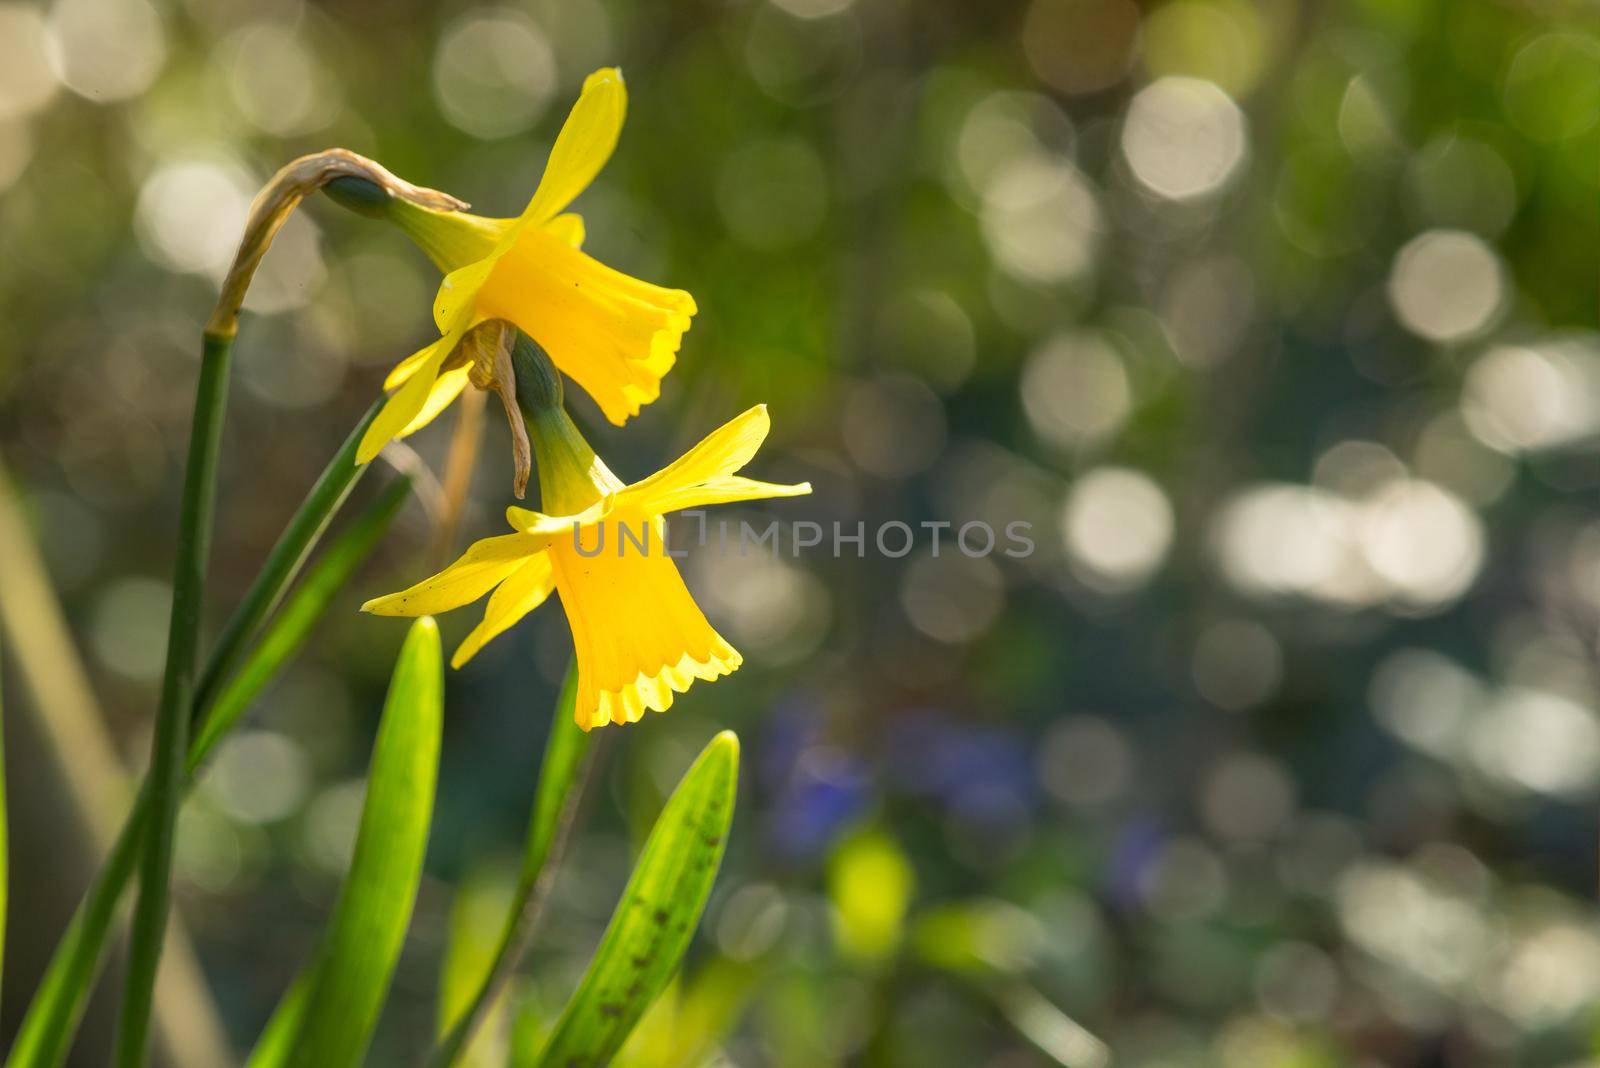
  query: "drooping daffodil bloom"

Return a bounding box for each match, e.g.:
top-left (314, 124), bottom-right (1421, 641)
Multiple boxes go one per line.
top-left (355, 67), bottom-right (696, 467)
top-left (362, 403), bottom-right (810, 729)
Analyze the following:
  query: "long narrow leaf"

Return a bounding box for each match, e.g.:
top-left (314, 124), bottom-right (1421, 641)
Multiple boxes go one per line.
top-left (241, 971), bottom-right (311, 1068)
top-left (4, 478), bottom-right (410, 1068)
top-left (285, 615), bottom-right (444, 1068)
top-left (428, 665), bottom-right (591, 1068)
top-left (438, 874), bottom-right (516, 1068)
top-left (534, 731), bottom-right (740, 1068)
top-left (190, 475), bottom-right (411, 767)
top-left (191, 399), bottom-right (380, 719)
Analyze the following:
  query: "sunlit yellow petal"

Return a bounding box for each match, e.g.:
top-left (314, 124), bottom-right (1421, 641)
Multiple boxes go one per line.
top-left (625, 406), bottom-right (772, 509)
top-left (382, 343), bottom-right (439, 391)
top-left (549, 533), bottom-right (739, 730)
top-left (361, 532), bottom-right (543, 617)
top-left (543, 212), bottom-right (585, 248)
top-left (505, 496), bottom-right (614, 537)
top-left (450, 554), bottom-right (557, 667)
top-left (645, 476), bottom-right (813, 515)
top-left (433, 255), bottom-right (498, 334)
top-left (520, 68), bottom-right (626, 226)
top-left (399, 365), bottom-right (472, 438)
top-left (357, 336), bottom-right (453, 464)
top-left (478, 230), bottom-right (694, 425)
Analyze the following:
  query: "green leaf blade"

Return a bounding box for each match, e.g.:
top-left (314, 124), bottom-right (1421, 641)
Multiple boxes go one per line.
top-left (428, 664), bottom-right (590, 1068)
top-left (5, 477), bottom-right (410, 1068)
top-left (534, 730), bottom-right (740, 1068)
top-left (285, 615), bottom-right (445, 1068)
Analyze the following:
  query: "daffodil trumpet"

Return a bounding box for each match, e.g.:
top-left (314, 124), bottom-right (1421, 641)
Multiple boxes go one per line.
top-left (363, 345), bottom-right (810, 729)
top-left (343, 67), bottom-right (697, 477)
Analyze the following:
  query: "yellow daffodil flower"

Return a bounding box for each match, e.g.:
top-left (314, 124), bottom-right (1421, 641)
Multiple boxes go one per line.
top-left (362, 404), bottom-right (810, 729)
top-left (355, 67), bottom-right (696, 466)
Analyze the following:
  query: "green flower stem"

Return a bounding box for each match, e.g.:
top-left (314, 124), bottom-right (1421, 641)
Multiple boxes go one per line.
top-left (425, 666), bottom-right (598, 1068)
top-left (192, 399), bottom-right (380, 721)
top-left (5, 471), bottom-right (410, 1068)
top-left (114, 330), bottom-right (235, 1068)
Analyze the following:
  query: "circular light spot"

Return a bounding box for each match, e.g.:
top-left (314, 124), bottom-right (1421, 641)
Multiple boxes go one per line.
top-left (0, 4), bottom-right (59, 119)
top-left (175, 806), bottom-right (245, 893)
top-left (1255, 942), bottom-right (1340, 1023)
top-left (1358, 479), bottom-right (1484, 610)
top-left (1020, 331), bottom-right (1130, 449)
top-left (1191, 618), bottom-right (1282, 711)
top-left (1036, 715), bottom-right (1132, 808)
top-left (1200, 752), bottom-right (1295, 842)
top-left (980, 154), bottom-right (1103, 284)
top-left (716, 135), bottom-right (829, 250)
top-left (899, 553), bottom-right (1004, 644)
top-left (768, 0), bottom-right (854, 17)
top-left (1140, 838), bottom-right (1226, 920)
top-left (224, 23), bottom-right (341, 137)
top-left (1503, 33), bottom-right (1600, 144)
top-left (432, 9), bottom-right (556, 140)
top-left (692, 552), bottom-right (830, 666)
top-left (841, 375), bottom-right (946, 477)
top-left (876, 289), bottom-right (975, 391)
top-left (47, 0), bottom-right (166, 102)
top-left (1406, 135), bottom-right (1517, 237)
top-left (1369, 648), bottom-right (1481, 758)
top-left (135, 156), bottom-right (255, 276)
top-left (1386, 229), bottom-right (1505, 343)
top-left (201, 731), bottom-right (311, 824)
top-left (241, 211), bottom-right (327, 316)
top-left (90, 576), bottom-right (171, 681)
top-left (1461, 340), bottom-right (1600, 454)
top-left (1061, 467), bottom-right (1173, 591)
top-left (1469, 689), bottom-right (1600, 798)
top-left (1022, 0), bottom-right (1140, 95)
top-left (1141, 0), bottom-right (1266, 97)
top-left (1492, 921), bottom-right (1600, 1027)
top-left (1160, 255), bottom-right (1255, 368)
top-left (716, 883), bottom-right (789, 961)
top-left (1412, 411), bottom-right (1514, 506)
top-left (1122, 76), bottom-right (1247, 201)
top-left (0, 119), bottom-right (33, 195)
top-left (302, 780), bottom-right (366, 873)
top-left (1312, 440), bottom-right (1407, 499)
top-left (1212, 484), bottom-right (1379, 606)
top-left (954, 91), bottom-right (1073, 199)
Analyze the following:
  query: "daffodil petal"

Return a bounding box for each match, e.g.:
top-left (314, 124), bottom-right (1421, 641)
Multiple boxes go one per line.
top-left (433, 256), bottom-right (498, 334)
top-left (382, 343), bottom-right (440, 391)
top-left (543, 212), bottom-right (585, 248)
top-left (520, 68), bottom-right (626, 226)
top-left (357, 336), bottom-right (454, 464)
top-left (624, 406), bottom-right (772, 510)
top-left (549, 542), bottom-right (739, 730)
top-left (505, 496), bottom-right (614, 538)
top-left (399, 365), bottom-right (472, 438)
top-left (361, 532), bottom-right (543, 617)
top-left (450, 554), bottom-right (556, 668)
top-left (475, 231), bottom-right (693, 425)
top-left (648, 477), bottom-right (813, 515)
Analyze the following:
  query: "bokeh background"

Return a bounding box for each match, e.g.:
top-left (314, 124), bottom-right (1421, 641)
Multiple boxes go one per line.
top-left (3, 0), bottom-right (1600, 1064)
